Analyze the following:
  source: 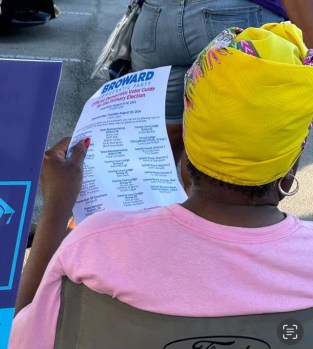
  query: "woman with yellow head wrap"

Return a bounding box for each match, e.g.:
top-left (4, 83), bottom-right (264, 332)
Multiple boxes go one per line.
top-left (184, 22), bottom-right (313, 188)
top-left (9, 23), bottom-right (313, 349)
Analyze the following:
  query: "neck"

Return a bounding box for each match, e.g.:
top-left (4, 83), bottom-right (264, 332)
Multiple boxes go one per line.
top-left (182, 186), bottom-right (285, 228)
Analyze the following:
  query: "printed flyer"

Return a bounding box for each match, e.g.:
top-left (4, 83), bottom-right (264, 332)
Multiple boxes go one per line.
top-left (70, 66), bottom-right (187, 224)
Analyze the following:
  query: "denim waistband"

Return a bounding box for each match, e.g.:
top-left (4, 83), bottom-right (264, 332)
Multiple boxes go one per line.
top-left (145, 0), bottom-right (261, 6)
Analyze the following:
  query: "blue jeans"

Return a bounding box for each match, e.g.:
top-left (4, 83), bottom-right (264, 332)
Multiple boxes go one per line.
top-left (131, 0), bottom-right (284, 124)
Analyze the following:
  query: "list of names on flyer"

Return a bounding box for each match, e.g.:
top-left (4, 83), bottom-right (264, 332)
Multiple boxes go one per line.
top-left (70, 67), bottom-right (187, 223)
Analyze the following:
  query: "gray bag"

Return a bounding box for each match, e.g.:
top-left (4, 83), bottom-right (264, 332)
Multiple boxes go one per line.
top-left (90, 0), bottom-right (142, 82)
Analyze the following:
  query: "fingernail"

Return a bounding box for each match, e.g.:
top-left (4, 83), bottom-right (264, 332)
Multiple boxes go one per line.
top-left (84, 138), bottom-right (91, 149)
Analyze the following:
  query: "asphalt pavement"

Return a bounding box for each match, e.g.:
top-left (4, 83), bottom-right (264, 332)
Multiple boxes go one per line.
top-left (0, 0), bottom-right (129, 223)
top-left (0, 0), bottom-right (312, 224)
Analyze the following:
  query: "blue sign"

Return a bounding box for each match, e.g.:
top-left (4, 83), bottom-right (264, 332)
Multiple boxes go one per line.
top-left (0, 308), bottom-right (14, 349)
top-left (0, 59), bottom-right (62, 348)
top-left (0, 182), bottom-right (31, 291)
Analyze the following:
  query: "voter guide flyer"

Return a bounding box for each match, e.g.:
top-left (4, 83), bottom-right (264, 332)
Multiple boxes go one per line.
top-left (69, 66), bottom-right (188, 224)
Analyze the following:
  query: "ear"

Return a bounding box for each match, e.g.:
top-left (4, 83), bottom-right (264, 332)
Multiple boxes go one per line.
top-left (277, 157), bottom-right (301, 200)
top-left (277, 172), bottom-right (293, 200)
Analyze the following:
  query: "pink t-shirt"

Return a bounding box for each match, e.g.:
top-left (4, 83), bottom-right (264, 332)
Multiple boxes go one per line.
top-left (9, 204), bottom-right (313, 348)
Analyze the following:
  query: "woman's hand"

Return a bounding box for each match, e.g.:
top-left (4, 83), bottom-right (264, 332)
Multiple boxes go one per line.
top-left (41, 137), bottom-right (90, 217)
top-left (14, 137), bottom-right (90, 315)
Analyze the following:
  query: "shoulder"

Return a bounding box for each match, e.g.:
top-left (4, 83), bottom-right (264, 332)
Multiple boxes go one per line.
top-left (285, 213), bottom-right (313, 234)
top-left (80, 205), bottom-right (172, 230)
top-left (297, 218), bottom-right (313, 230)
top-left (60, 205), bottom-right (180, 249)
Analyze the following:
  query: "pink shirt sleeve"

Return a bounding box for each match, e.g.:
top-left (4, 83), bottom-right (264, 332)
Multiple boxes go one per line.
top-left (9, 249), bottom-right (65, 349)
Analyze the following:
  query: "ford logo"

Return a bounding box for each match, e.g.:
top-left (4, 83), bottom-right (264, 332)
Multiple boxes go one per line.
top-left (164, 336), bottom-right (271, 349)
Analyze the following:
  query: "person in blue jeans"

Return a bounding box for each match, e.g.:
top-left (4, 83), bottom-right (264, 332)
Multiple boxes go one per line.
top-left (131, 0), bottom-right (313, 186)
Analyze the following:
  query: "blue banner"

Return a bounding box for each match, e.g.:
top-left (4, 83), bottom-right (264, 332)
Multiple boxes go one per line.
top-left (0, 59), bottom-right (62, 348)
top-left (0, 308), bottom-right (14, 349)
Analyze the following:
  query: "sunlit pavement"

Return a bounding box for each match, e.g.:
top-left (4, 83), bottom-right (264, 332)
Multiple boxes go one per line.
top-left (0, 0), bottom-right (128, 224)
top-left (279, 142), bottom-right (313, 221)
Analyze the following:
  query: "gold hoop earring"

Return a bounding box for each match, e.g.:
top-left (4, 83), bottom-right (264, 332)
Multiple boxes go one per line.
top-left (278, 174), bottom-right (299, 196)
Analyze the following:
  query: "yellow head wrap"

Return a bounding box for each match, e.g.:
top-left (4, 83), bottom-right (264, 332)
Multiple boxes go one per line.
top-left (183, 22), bottom-right (313, 186)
